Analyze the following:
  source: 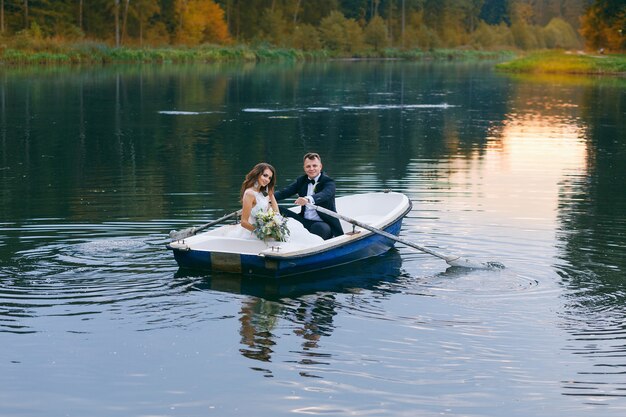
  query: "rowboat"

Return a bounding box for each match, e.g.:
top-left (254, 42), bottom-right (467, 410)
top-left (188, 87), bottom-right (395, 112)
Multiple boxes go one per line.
top-left (167, 191), bottom-right (412, 277)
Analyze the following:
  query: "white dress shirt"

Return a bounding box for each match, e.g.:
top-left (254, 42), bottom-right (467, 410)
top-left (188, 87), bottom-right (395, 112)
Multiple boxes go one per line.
top-left (304, 174), bottom-right (322, 221)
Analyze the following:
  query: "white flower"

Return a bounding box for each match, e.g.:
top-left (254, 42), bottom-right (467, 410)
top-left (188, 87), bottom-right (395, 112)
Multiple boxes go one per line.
top-left (253, 208), bottom-right (290, 242)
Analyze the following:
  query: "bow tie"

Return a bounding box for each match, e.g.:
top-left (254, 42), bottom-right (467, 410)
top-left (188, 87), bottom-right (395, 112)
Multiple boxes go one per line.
top-left (307, 178), bottom-right (316, 185)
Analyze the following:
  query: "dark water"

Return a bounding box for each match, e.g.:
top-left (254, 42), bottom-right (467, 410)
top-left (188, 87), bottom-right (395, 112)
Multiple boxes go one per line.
top-left (1, 61), bottom-right (625, 416)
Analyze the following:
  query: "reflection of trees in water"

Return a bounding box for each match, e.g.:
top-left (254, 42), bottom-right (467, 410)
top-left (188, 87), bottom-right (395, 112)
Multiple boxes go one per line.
top-left (0, 64), bottom-right (249, 222)
top-left (556, 79), bottom-right (626, 298)
top-left (0, 62), bottom-right (513, 225)
top-left (555, 79), bottom-right (626, 400)
top-left (290, 62), bottom-right (512, 185)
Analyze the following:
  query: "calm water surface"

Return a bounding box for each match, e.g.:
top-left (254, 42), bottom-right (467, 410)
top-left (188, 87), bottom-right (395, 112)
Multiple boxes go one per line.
top-left (1, 61), bottom-right (625, 417)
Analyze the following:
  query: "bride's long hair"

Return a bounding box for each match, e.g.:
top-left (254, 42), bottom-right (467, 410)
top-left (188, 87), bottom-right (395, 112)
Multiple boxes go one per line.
top-left (240, 162), bottom-right (276, 200)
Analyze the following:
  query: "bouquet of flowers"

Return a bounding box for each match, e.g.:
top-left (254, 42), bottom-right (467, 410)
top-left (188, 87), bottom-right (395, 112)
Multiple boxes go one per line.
top-left (253, 208), bottom-right (290, 242)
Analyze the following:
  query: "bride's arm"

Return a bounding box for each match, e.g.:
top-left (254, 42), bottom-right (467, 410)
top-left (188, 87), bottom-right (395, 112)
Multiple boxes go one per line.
top-left (269, 192), bottom-right (279, 212)
top-left (240, 190), bottom-right (256, 232)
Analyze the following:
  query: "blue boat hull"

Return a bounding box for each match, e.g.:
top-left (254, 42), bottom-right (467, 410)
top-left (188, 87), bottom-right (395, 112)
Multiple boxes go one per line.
top-left (176, 250), bottom-right (404, 299)
top-left (172, 215), bottom-right (405, 278)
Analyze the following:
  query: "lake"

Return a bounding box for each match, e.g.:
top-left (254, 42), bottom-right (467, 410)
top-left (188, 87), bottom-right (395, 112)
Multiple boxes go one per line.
top-left (1, 60), bottom-right (625, 417)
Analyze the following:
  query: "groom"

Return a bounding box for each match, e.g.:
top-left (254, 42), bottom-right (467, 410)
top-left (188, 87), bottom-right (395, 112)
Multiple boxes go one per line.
top-left (275, 152), bottom-right (344, 240)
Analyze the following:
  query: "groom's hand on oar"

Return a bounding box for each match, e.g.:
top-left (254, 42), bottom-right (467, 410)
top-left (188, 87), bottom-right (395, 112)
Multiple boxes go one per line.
top-left (294, 197), bottom-right (310, 206)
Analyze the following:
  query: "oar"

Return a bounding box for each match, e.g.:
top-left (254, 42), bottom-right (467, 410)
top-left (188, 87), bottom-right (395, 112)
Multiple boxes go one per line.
top-left (169, 209), bottom-right (242, 241)
top-left (310, 204), bottom-right (504, 270)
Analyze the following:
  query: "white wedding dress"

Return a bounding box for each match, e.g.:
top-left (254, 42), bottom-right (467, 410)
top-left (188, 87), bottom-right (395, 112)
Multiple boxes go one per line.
top-left (225, 190), bottom-right (324, 248)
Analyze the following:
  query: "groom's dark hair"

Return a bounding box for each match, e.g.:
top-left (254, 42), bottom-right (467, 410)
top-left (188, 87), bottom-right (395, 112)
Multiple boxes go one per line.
top-left (303, 152), bottom-right (321, 162)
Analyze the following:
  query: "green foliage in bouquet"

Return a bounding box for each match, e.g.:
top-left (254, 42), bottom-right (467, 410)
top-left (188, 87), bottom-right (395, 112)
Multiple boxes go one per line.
top-left (253, 208), bottom-right (290, 242)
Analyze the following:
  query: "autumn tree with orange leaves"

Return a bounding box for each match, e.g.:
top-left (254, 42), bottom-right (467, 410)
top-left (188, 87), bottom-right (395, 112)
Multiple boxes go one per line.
top-left (579, 0), bottom-right (626, 52)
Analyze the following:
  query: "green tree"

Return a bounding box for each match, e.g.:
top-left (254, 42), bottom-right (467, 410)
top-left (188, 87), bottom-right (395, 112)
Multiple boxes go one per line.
top-left (220, 0), bottom-right (267, 40)
top-left (291, 23), bottom-right (321, 50)
top-left (126, 0), bottom-right (162, 45)
top-left (470, 20), bottom-right (514, 48)
top-left (258, 7), bottom-right (289, 46)
top-left (465, 0), bottom-right (484, 32)
top-left (440, 1), bottom-right (472, 46)
top-left (318, 10), bottom-right (364, 53)
top-left (524, 0), bottom-right (587, 28)
top-left (542, 17), bottom-right (581, 49)
top-left (338, 0), bottom-right (369, 21)
top-left (480, 0), bottom-right (509, 25)
top-left (364, 14), bottom-right (388, 50)
top-left (419, 0), bottom-right (480, 47)
top-left (295, 0), bottom-right (338, 26)
top-left (402, 10), bottom-right (440, 49)
top-left (509, 0), bottom-right (540, 49)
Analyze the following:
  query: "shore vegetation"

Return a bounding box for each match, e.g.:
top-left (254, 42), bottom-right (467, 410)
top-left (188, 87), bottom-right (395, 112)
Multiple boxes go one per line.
top-left (496, 50), bottom-right (626, 75)
top-left (0, 34), bottom-right (514, 65)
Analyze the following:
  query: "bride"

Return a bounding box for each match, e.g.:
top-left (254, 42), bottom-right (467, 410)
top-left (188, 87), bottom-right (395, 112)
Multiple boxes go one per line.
top-left (226, 162), bottom-right (324, 247)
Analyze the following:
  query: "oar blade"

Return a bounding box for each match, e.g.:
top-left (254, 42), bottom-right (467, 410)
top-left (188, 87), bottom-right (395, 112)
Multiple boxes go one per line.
top-left (446, 256), bottom-right (505, 270)
top-left (486, 261), bottom-right (506, 269)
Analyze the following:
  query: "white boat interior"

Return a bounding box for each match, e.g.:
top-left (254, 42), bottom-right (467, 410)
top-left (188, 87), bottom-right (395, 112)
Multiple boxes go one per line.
top-left (169, 192), bottom-right (410, 257)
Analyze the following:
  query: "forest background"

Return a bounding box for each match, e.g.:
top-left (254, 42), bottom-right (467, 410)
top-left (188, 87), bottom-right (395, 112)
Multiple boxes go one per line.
top-left (0, 0), bottom-right (624, 60)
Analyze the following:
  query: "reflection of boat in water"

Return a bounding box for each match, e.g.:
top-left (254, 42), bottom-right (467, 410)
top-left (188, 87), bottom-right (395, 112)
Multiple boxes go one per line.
top-left (177, 251), bottom-right (405, 374)
top-left (168, 192), bottom-right (412, 278)
top-left (176, 249), bottom-right (404, 299)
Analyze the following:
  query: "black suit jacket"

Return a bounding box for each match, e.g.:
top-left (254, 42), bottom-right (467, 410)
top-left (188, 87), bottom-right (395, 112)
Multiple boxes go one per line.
top-left (274, 172), bottom-right (344, 237)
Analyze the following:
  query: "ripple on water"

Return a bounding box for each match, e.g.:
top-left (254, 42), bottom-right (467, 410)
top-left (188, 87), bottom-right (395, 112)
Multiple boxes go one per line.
top-left (560, 314), bottom-right (626, 401)
top-left (419, 268), bottom-right (540, 296)
top-left (58, 238), bottom-right (152, 266)
top-left (0, 234), bottom-right (196, 333)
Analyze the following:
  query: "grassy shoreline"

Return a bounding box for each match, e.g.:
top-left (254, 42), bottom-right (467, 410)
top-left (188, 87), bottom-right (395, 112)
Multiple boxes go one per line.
top-left (496, 50), bottom-right (626, 75)
top-left (0, 41), bottom-right (514, 65)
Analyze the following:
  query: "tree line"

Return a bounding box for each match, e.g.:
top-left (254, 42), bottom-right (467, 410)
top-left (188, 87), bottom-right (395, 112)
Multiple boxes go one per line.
top-left (0, 1), bottom-right (624, 52)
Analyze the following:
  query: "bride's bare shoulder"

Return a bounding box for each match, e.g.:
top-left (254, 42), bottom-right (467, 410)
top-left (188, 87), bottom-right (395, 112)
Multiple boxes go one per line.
top-left (242, 188), bottom-right (256, 200)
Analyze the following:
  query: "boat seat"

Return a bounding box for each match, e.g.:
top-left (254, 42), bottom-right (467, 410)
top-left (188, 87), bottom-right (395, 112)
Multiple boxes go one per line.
top-left (340, 214), bottom-right (382, 233)
top-left (351, 215), bottom-right (381, 225)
